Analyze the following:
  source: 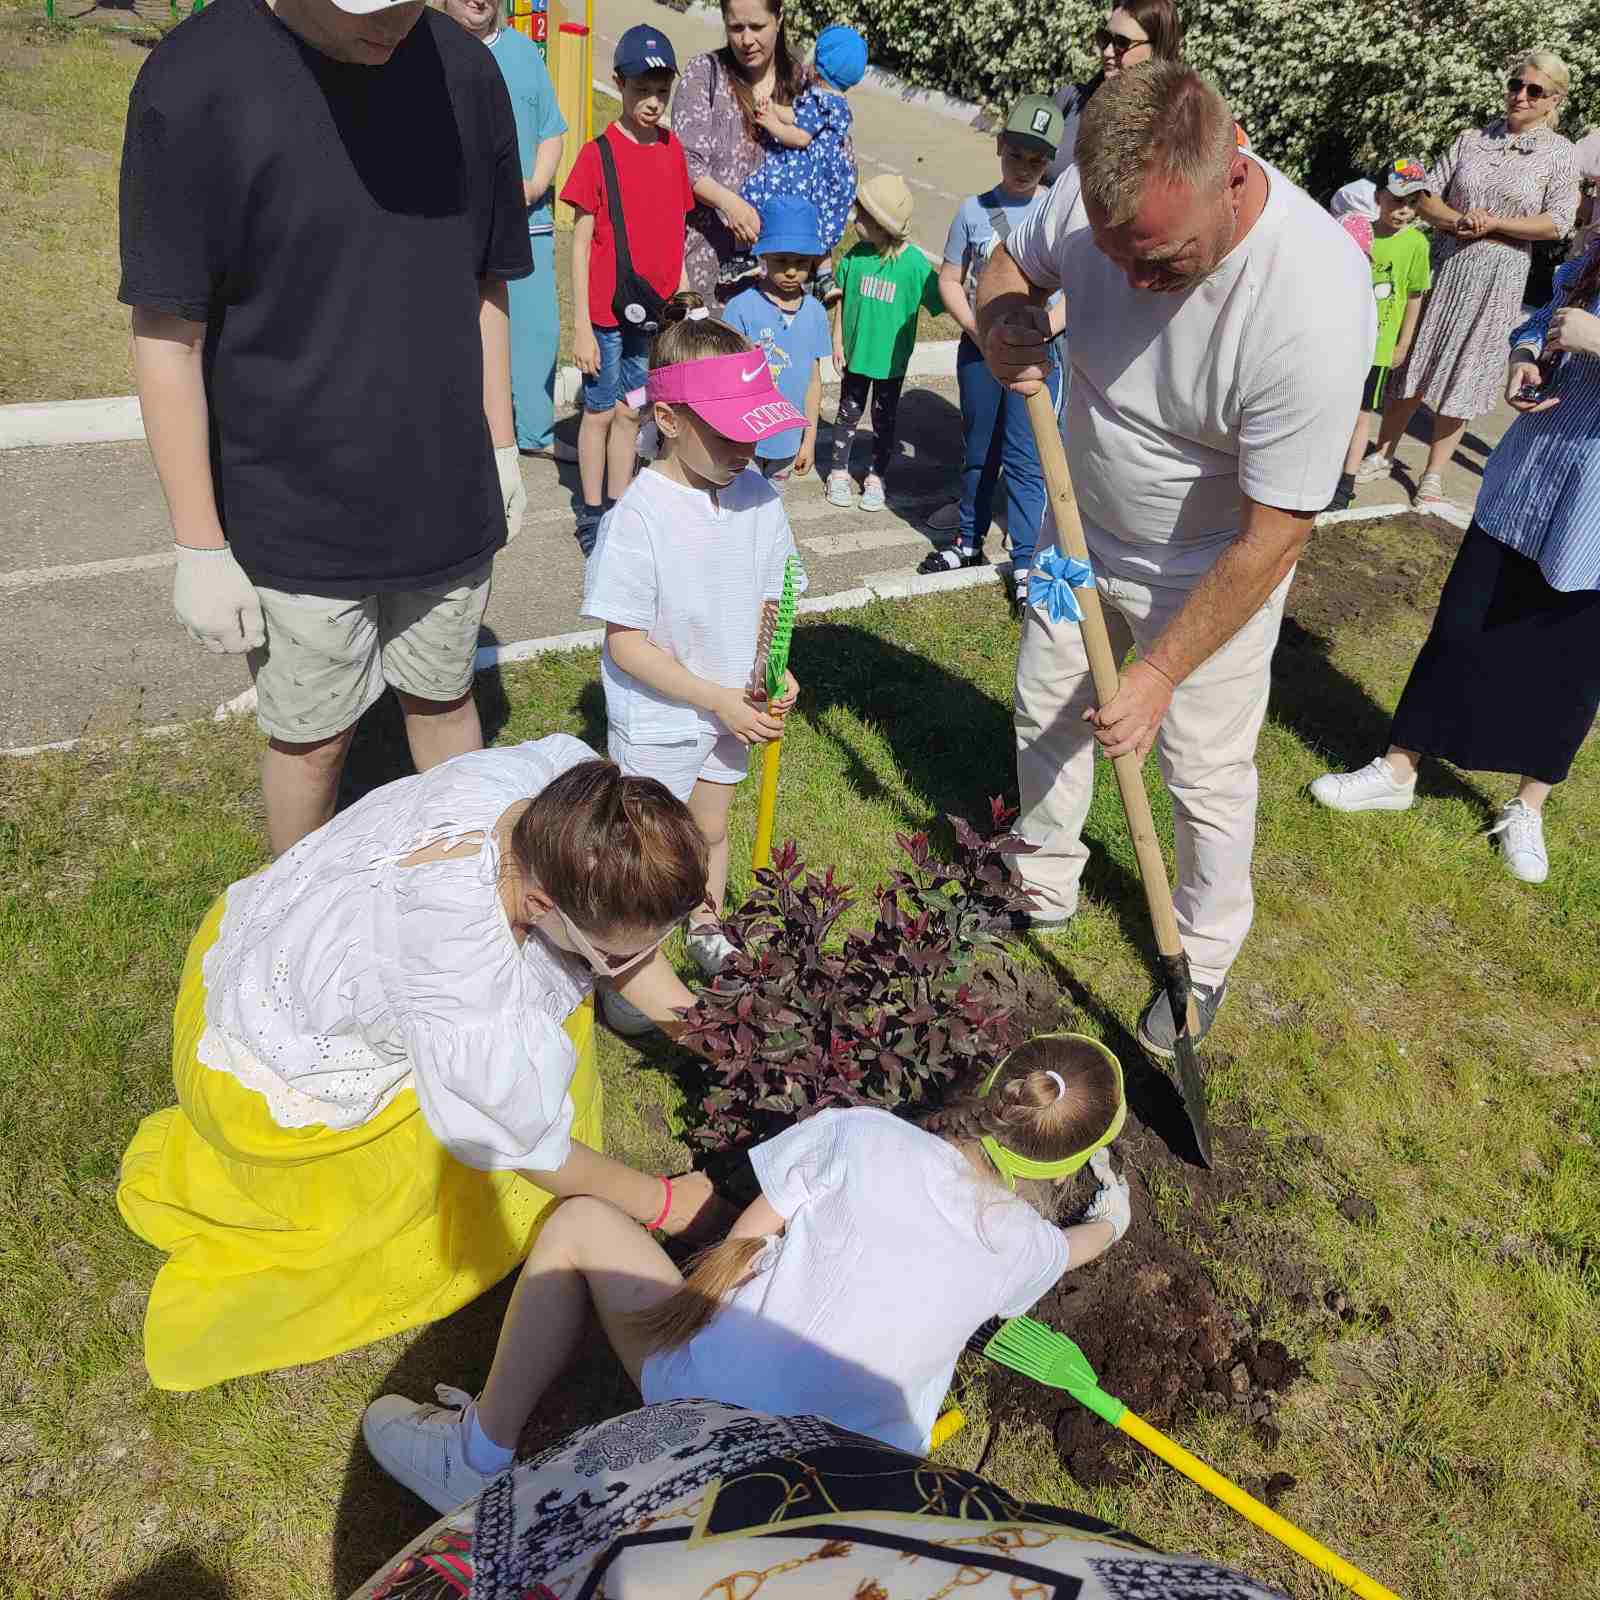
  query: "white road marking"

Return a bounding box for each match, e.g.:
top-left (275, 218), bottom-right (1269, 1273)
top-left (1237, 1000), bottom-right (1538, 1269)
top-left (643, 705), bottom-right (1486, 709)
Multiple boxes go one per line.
top-left (804, 526), bottom-right (929, 557)
top-left (0, 550), bottom-right (176, 593)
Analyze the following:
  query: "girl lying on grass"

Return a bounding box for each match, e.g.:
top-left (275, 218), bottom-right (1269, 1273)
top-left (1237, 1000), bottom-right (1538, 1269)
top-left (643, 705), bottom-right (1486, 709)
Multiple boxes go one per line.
top-left (363, 1033), bottom-right (1132, 1512)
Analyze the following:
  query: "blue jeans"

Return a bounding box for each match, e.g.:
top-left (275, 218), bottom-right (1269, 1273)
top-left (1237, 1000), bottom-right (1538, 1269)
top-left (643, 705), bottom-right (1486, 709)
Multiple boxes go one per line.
top-left (582, 325), bottom-right (651, 414)
top-left (509, 231), bottom-right (559, 450)
top-left (956, 335), bottom-right (1060, 570)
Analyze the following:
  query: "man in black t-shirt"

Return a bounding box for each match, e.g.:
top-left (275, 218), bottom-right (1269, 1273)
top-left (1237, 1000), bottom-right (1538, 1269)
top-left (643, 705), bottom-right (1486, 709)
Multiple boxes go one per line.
top-left (120, 0), bottom-right (533, 853)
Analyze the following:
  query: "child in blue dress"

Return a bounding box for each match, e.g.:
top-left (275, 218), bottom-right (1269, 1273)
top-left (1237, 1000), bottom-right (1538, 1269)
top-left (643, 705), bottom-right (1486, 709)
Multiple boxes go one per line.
top-left (720, 24), bottom-right (865, 301)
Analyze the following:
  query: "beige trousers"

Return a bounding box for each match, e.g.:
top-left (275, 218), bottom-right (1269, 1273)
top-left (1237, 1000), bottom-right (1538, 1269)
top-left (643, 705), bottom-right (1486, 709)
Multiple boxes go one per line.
top-left (1013, 562), bottom-right (1292, 990)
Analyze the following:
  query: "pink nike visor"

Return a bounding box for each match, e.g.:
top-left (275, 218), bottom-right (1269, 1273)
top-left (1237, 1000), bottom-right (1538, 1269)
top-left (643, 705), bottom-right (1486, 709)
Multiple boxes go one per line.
top-left (646, 351), bottom-right (807, 444)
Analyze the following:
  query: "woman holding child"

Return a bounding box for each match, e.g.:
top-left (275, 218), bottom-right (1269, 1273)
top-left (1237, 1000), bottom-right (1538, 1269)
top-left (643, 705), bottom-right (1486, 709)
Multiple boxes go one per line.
top-left (674, 0), bottom-right (812, 299)
top-left (118, 738), bottom-right (717, 1391)
top-left (1362, 50), bottom-right (1579, 510)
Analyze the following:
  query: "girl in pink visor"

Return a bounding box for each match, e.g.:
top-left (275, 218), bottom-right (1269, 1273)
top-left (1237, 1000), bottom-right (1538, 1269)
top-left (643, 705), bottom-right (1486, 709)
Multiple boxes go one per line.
top-left (580, 294), bottom-right (810, 1034)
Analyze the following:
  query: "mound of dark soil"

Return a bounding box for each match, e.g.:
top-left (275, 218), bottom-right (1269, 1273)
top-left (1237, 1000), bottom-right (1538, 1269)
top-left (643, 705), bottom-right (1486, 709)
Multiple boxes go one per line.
top-left (978, 1075), bottom-right (1309, 1486)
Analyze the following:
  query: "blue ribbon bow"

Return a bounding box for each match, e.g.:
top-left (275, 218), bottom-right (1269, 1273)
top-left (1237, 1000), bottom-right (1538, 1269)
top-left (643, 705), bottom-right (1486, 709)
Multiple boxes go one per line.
top-left (1029, 548), bottom-right (1094, 624)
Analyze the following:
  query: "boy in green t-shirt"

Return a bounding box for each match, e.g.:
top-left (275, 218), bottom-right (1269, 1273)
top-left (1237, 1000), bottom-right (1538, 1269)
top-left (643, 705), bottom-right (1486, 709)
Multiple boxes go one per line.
top-left (1330, 158), bottom-right (1433, 510)
top-left (825, 173), bottom-right (944, 511)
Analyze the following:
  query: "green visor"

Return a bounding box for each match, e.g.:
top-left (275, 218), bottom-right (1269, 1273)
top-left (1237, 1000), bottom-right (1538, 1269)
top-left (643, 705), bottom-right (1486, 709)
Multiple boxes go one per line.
top-left (978, 1033), bottom-right (1125, 1189)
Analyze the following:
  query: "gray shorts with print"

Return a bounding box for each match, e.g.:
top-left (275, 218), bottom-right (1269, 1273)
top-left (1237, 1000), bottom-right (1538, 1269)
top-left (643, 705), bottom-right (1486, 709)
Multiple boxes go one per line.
top-left (247, 563), bottom-right (492, 743)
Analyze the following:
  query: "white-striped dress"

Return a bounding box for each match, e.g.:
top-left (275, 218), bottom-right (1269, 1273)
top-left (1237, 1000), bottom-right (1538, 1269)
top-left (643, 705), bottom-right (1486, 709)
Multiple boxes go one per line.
top-left (1395, 120), bottom-right (1579, 420)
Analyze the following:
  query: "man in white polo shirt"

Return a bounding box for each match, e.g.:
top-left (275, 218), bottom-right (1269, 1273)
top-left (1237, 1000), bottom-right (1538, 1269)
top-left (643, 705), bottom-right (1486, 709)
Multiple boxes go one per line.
top-left (977, 62), bottom-right (1372, 1058)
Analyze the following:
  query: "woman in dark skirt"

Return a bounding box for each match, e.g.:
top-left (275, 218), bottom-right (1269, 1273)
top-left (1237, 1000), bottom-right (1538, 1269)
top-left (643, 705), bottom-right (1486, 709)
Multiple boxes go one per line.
top-left (1310, 239), bottom-right (1600, 883)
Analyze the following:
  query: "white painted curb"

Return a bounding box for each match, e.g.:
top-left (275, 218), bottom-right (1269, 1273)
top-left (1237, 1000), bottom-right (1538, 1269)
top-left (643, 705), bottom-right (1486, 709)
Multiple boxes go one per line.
top-left (198, 564), bottom-right (1007, 726)
top-left (0, 496), bottom-right (1473, 759)
top-left (0, 396), bottom-right (145, 449)
top-left (1, 343), bottom-right (963, 450)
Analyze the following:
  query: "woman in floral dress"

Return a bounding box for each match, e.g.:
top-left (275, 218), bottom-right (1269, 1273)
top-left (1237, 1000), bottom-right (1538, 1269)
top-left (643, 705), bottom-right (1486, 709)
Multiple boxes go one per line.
top-left (1362, 50), bottom-right (1579, 510)
top-left (672, 0), bottom-right (808, 301)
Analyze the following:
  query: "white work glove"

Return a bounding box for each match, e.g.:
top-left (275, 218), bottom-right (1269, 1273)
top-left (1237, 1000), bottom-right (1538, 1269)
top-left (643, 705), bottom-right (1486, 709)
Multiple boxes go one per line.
top-left (172, 543), bottom-right (265, 655)
top-left (496, 444), bottom-right (527, 543)
top-left (1083, 1148), bottom-right (1132, 1242)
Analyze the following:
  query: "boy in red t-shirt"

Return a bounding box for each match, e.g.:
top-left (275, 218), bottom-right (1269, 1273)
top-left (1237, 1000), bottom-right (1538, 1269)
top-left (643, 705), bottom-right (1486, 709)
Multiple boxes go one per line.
top-left (560, 25), bottom-right (693, 550)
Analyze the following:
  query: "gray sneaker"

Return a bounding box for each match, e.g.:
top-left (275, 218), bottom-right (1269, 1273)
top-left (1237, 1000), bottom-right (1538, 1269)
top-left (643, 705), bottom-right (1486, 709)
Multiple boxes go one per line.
top-left (1137, 979), bottom-right (1226, 1061)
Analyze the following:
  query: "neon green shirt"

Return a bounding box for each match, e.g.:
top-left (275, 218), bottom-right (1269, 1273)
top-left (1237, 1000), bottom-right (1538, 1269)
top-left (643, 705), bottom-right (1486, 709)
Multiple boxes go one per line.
top-left (835, 242), bottom-right (945, 380)
top-left (1370, 224), bottom-right (1431, 369)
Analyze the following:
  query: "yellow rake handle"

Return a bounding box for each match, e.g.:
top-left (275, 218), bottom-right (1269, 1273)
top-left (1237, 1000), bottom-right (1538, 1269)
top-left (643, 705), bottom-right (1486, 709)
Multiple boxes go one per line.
top-left (1116, 1410), bottom-right (1402, 1600)
top-left (750, 736), bottom-right (783, 873)
top-left (929, 1406), bottom-right (966, 1451)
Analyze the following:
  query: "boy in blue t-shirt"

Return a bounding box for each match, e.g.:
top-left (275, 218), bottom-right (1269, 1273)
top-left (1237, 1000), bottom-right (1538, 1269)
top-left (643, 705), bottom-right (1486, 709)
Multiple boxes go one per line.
top-left (723, 196), bottom-right (831, 489)
top-left (921, 95), bottom-right (1063, 608)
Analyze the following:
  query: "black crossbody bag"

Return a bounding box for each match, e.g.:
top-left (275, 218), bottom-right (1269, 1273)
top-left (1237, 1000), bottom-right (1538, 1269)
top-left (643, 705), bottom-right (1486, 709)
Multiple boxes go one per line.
top-left (596, 134), bottom-right (669, 335)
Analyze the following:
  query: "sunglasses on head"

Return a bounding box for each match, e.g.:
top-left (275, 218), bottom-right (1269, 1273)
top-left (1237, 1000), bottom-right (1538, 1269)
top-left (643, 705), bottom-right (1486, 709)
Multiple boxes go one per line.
top-left (542, 904), bottom-right (678, 977)
top-left (1507, 76), bottom-right (1551, 101)
top-left (1094, 25), bottom-right (1148, 57)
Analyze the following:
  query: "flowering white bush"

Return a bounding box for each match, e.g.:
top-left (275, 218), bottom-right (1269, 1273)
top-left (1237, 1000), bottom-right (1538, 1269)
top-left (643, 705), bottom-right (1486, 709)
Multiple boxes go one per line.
top-left (789, 0), bottom-right (1599, 196)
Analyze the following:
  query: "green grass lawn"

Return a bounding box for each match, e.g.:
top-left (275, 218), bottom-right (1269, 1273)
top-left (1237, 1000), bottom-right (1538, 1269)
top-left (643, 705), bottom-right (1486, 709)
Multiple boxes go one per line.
top-left (0, 31), bottom-right (952, 405)
top-left (2, 536), bottom-right (1596, 1598)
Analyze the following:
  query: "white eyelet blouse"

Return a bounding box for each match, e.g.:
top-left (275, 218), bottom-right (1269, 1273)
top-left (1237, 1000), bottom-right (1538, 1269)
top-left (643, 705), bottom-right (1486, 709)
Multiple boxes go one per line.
top-left (198, 735), bottom-right (596, 1171)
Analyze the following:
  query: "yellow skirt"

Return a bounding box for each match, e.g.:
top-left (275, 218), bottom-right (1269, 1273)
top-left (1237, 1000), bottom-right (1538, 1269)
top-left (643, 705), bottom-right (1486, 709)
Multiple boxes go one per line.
top-left (117, 895), bottom-right (601, 1392)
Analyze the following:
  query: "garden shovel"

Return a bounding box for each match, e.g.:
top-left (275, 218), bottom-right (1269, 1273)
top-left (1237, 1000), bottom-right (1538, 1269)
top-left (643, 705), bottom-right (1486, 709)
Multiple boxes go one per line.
top-left (978, 1316), bottom-right (1401, 1600)
top-left (1022, 385), bottom-right (1212, 1166)
top-left (750, 556), bottom-right (799, 874)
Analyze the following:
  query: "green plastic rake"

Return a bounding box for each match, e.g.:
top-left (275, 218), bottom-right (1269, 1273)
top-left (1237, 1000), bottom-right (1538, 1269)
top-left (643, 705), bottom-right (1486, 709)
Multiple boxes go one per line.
top-left (750, 556), bottom-right (798, 872)
top-left (978, 1316), bottom-right (1400, 1600)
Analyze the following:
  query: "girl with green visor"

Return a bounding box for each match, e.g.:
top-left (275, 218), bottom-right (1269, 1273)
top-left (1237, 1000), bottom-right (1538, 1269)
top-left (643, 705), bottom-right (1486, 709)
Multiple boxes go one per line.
top-left (362, 1033), bottom-right (1130, 1513)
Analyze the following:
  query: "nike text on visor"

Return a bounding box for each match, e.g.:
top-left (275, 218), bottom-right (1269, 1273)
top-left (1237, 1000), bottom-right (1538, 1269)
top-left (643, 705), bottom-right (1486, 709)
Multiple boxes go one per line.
top-left (645, 351), bottom-right (807, 443)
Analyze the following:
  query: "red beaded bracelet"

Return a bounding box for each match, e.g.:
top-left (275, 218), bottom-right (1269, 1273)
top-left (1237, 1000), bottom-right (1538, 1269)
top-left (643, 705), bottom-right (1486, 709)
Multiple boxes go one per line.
top-left (647, 1176), bottom-right (672, 1232)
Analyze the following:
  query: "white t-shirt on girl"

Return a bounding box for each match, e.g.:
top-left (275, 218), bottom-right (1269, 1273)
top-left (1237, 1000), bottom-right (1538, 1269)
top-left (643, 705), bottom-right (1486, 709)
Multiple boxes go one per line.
top-left (639, 1107), bottom-right (1072, 1453)
top-left (582, 466), bottom-right (808, 745)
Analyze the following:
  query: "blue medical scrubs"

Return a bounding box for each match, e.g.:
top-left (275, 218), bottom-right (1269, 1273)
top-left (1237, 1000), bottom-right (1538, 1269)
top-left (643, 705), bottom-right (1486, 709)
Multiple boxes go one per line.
top-left (487, 28), bottom-right (566, 451)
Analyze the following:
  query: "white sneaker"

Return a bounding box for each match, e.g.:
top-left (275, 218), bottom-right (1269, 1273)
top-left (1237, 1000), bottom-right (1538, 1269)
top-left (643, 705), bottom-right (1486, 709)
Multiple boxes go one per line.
top-left (602, 986), bottom-right (656, 1036)
top-left (1353, 452), bottom-right (1395, 484)
top-left (1308, 756), bottom-right (1416, 812)
top-left (685, 921), bottom-right (736, 978)
top-left (362, 1386), bottom-right (492, 1514)
top-left (1413, 471), bottom-right (1448, 510)
top-left (1487, 800), bottom-right (1548, 883)
top-left (825, 472), bottom-right (853, 508)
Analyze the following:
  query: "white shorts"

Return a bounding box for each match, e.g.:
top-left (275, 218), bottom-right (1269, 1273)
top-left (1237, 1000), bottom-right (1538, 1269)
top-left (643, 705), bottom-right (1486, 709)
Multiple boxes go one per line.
top-left (248, 563), bottom-right (491, 743)
top-left (608, 726), bottom-right (749, 802)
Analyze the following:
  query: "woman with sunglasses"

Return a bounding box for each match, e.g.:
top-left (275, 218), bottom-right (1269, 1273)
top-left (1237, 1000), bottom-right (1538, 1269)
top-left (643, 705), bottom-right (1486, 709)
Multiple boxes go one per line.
top-left (1043, 1), bottom-right (1183, 186)
top-left (1359, 50), bottom-right (1580, 510)
top-left (118, 737), bottom-right (718, 1392)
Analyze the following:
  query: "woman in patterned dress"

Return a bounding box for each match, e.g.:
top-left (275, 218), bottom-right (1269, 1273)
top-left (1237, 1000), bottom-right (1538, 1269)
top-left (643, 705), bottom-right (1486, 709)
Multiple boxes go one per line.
top-left (672, 0), bottom-right (809, 301)
top-left (1361, 50), bottom-right (1579, 510)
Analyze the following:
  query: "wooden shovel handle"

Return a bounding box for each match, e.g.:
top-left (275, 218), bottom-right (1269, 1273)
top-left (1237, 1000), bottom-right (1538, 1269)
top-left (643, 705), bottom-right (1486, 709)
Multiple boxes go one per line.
top-left (1022, 386), bottom-right (1192, 985)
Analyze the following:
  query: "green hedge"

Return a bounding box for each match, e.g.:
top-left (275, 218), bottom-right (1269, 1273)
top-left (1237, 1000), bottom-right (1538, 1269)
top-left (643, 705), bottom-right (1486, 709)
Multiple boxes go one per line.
top-left (789, 0), bottom-right (1598, 200)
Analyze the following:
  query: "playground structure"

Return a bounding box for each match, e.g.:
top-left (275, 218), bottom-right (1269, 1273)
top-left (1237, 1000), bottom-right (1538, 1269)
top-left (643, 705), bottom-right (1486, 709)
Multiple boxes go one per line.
top-left (510, 0), bottom-right (594, 194)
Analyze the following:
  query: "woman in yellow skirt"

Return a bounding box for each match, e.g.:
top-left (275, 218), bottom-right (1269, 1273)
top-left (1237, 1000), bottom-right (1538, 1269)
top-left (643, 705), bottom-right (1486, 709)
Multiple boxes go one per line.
top-left (119, 735), bottom-right (716, 1392)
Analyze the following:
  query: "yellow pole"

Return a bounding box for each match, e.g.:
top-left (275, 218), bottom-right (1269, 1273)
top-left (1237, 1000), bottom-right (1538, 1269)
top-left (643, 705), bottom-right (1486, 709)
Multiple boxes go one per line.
top-left (929, 1406), bottom-right (966, 1450)
top-left (1116, 1411), bottom-right (1403, 1600)
top-left (750, 738), bottom-right (783, 873)
top-left (583, 0), bottom-right (594, 139)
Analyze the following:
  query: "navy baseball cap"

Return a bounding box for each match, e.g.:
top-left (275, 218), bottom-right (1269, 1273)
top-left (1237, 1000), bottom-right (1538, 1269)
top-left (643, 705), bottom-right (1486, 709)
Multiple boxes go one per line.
top-left (614, 24), bottom-right (677, 78)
